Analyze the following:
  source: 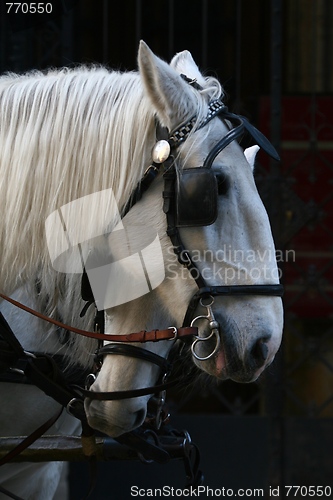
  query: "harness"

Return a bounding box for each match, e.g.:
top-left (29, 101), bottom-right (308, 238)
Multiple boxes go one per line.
top-left (0, 77), bottom-right (283, 492)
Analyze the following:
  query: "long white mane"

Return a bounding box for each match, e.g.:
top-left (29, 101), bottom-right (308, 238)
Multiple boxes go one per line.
top-left (0, 63), bottom-right (222, 367)
top-left (0, 67), bottom-right (154, 289)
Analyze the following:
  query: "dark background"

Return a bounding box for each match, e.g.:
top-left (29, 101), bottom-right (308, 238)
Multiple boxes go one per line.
top-left (1, 1), bottom-right (333, 498)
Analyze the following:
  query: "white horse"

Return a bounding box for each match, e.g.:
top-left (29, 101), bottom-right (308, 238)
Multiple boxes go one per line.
top-left (0, 42), bottom-right (284, 498)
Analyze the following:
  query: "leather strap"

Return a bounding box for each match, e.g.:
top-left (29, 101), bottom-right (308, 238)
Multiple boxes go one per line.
top-left (0, 407), bottom-right (63, 467)
top-left (96, 344), bottom-right (171, 372)
top-left (194, 284), bottom-right (284, 297)
top-left (183, 283), bottom-right (284, 327)
top-left (74, 376), bottom-right (183, 401)
top-left (0, 293), bottom-right (197, 343)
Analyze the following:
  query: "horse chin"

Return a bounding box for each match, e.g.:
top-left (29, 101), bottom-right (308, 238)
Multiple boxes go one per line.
top-left (193, 350), bottom-right (270, 383)
top-left (84, 399), bottom-right (147, 437)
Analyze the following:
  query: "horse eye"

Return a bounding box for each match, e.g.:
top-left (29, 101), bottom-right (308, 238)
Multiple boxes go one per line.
top-left (215, 173), bottom-right (229, 195)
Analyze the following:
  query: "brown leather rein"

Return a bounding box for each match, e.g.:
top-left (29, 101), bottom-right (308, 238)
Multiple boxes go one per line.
top-left (0, 293), bottom-right (197, 343)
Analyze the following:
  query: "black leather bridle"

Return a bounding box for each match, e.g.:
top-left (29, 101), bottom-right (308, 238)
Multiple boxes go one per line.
top-left (80, 79), bottom-right (283, 400)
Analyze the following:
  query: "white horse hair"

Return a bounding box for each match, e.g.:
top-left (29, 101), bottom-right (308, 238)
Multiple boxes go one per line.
top-left (0, 42), bottom-right (283, 498)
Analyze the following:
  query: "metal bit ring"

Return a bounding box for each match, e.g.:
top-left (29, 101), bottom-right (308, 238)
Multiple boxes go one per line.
top-left (190, 328), bottom-right (220, 361)
top-left (190, 296), bottom-right (221, 361)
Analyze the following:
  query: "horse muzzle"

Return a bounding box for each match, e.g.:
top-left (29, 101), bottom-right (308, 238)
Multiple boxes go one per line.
top-left (189, 296), bottom-right (279, 382)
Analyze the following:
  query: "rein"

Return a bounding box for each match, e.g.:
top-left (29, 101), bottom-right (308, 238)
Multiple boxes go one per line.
top-left (0, 293), bottom-right (197, 343)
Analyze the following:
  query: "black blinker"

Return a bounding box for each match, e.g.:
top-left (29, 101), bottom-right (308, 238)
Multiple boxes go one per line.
top-left (176, 168), bottom-right (218, 227)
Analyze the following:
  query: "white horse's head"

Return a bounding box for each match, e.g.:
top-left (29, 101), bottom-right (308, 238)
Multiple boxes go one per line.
top-left (85, 42), bottom-right (284, 436)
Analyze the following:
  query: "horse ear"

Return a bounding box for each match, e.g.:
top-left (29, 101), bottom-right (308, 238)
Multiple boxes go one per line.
top-left (244, 145), bottom-right (260, 170)
top-left (170, 50), bottom-right (206, 88)
top-left (138, 41), bottom-right (197, 129)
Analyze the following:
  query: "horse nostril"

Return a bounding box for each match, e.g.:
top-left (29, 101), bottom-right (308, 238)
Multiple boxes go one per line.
top-left (251, 338), bottom-right (269, 368)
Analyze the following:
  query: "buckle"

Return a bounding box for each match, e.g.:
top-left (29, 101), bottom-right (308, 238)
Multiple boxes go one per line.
top-left (167, 326), bottom-right (177, 341)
